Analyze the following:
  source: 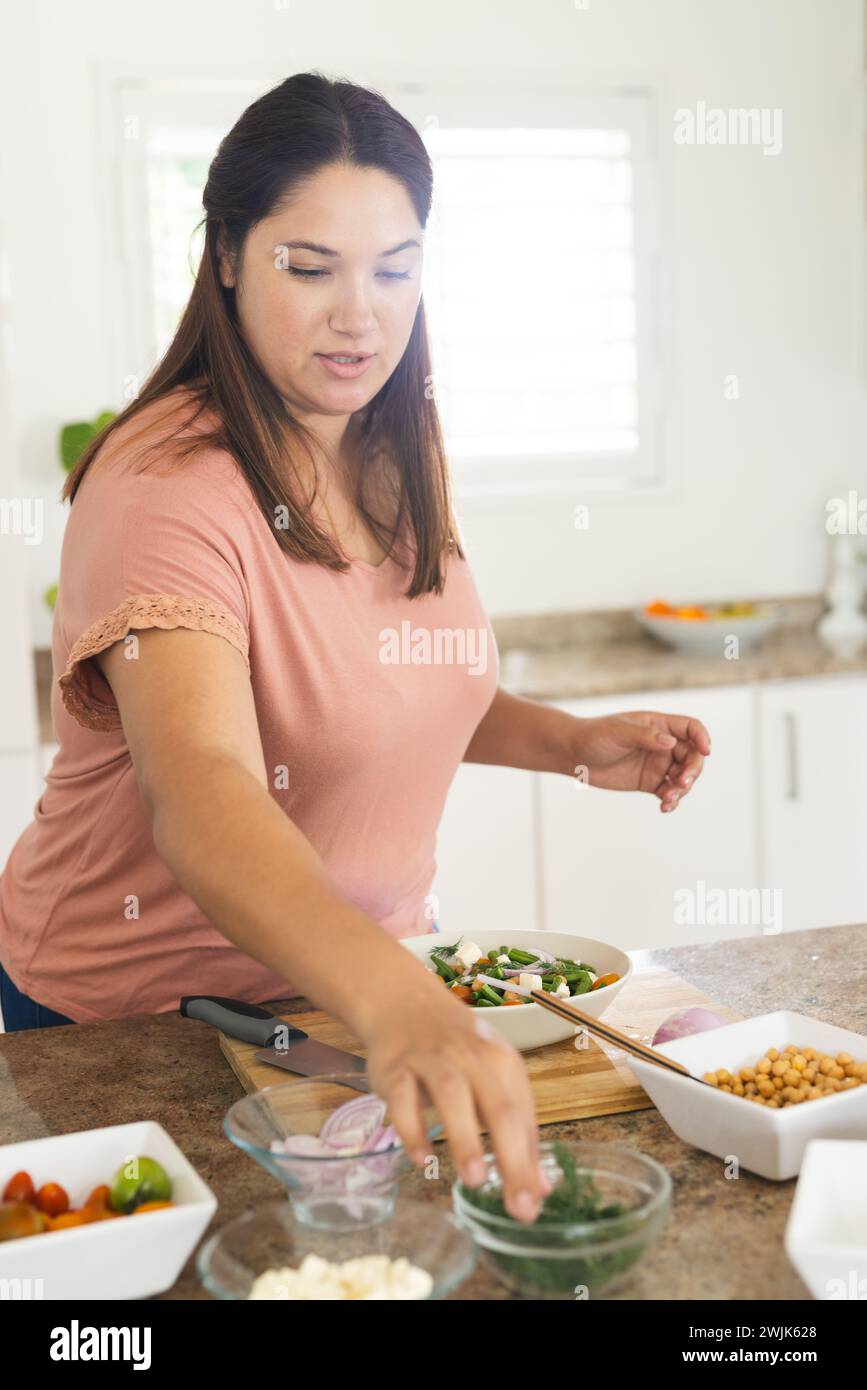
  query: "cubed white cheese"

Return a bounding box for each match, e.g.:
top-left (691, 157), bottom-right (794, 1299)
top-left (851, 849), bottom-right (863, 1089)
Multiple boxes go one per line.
top-left (554, 981), bottom-right (571, 998)
top-left (453, 939), bottom-right (483, 969)
top-left (496, 954), bottom-right (511, 965)
top-left (518, 972), bottom-right (544, 992)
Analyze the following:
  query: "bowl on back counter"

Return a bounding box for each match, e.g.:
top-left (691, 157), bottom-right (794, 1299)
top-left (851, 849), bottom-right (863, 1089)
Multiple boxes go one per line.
top-left (635, 599), bottom-right (783, 656)
top-left (398, 930), bottom-right (631, 1051)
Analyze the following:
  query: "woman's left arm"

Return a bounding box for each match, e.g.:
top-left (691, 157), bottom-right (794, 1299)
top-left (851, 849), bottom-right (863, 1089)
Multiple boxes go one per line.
top-left (462, 688), bottom-right (712, 814)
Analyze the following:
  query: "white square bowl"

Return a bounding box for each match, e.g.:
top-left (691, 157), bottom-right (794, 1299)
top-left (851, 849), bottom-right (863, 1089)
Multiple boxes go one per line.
top-left (785, 1140), bottom-right (867, 1299)
top-left (625, 1011), bottom-right (867, 1182)
top-left (0, 1121), bottom-right (217, 1299)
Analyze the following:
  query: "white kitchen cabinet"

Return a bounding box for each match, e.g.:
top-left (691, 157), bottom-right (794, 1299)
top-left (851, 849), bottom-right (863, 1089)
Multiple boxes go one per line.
top-left (431, 761), bottom-right (538, 937)
top-left (757, 675), bottom-right (867, 932)
top-left (538, 686), bottom-right (758, 951)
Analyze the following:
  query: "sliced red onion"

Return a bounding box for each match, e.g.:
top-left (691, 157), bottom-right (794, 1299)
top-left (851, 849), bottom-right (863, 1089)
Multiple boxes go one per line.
top-left (652, 1008), bottom-right (728, 1046)
top-left (319, 1094), bottom-right (386, 1151)
top-left (366, 1124), bottom-right (399, 1153)
top-left (271, 1134), bottom-right (331, 1158)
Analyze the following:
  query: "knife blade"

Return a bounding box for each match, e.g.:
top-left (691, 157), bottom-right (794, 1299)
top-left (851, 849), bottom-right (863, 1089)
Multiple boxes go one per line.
top-left (180, 994), bottom-right (370, 1092)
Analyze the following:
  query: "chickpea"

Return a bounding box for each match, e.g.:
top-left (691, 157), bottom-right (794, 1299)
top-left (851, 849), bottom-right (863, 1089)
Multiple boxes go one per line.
top-left (706, 1044), bottom-right (866, 1108)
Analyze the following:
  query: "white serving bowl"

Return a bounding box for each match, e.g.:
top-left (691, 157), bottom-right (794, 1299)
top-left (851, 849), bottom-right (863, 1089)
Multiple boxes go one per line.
top-left (0, 1121), bottom-right (217, 1299)
top-left (626, 1010), bottom-right (867, 1182)
top-left (785, 1140), bottom-right (867, 1299)
top-left (399, 929), bottom-right (631, 1052)
top-left (634, 604), bottom-right (782, 656)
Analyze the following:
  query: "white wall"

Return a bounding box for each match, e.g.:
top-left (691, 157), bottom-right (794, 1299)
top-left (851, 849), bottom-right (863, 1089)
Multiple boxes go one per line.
top-left (3, 0), bottom-right (864, 637)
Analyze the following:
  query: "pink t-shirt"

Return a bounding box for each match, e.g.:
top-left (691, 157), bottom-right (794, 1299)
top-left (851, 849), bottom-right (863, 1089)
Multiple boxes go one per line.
top-left (0, 392), bottom-right (498, 1022)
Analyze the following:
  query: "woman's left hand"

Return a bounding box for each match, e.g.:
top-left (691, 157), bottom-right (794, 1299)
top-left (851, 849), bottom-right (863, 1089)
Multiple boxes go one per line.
top-left (571, 711), bottom-right (712, 812)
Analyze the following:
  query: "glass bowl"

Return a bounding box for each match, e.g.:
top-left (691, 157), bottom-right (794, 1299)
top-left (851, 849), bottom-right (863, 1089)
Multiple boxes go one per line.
top-left (452, 1141), bottom-right (671, 1300)
top-left (197, 1197), bottom-right (476, 1300)
top-left (224, 1076), bottom-right (439, 1232)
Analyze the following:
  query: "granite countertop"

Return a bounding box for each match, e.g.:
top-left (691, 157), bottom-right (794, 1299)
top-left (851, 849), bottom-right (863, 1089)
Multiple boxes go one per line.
top-left (493, 596), bottom-right (867, 701)
top-left (1, 923), bottom-right (863, 1300)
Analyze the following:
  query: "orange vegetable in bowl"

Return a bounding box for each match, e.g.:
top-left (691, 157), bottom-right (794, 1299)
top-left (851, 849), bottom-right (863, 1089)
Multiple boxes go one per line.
top-left (0, 1201), bottom-right (47, 1241)
top-left (83, 1184), bottom-right (111, 1210)
top-left (674, 605), bottom-right (708, 621)
top-left (45, 1210), bottom-right (91, 1231)
top-left (449, 984), bottom-right (473, 1003)
top-left (590, 973), bottom-right (620, 991)
top-left (645, 601), bottom-right (674, 617)
top-left (133, 1201), bottom-right (175, 1213)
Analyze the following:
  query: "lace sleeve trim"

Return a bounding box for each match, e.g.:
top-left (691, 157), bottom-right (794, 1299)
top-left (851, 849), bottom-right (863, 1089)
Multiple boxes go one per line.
top-left (58, 593), bottom-right (250, 732)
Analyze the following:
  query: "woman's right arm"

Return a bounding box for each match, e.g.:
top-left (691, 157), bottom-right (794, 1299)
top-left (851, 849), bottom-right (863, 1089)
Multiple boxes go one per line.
top-left (95, 627), bottom-right (548, 1221)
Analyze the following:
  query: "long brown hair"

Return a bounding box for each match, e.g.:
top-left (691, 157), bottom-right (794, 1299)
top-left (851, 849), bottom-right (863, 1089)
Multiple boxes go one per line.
top-left (63, 71), bottom-right (462, 596)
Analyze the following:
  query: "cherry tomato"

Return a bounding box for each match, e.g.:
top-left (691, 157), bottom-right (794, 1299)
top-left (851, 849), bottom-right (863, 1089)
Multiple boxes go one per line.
top-left (35, 1182), bottom-right (69, 1217)
top-left (2, 1171), bottom-right (35, 1204)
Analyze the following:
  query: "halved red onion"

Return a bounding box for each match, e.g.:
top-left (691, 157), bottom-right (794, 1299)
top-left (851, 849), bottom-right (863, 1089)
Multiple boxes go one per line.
top-left (652, 1008), bottom-right (728, 1045)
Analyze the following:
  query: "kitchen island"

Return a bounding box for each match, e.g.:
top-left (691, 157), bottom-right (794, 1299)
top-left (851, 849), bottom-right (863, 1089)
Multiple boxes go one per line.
top-left (0, 923), bottom-right (863, 1300)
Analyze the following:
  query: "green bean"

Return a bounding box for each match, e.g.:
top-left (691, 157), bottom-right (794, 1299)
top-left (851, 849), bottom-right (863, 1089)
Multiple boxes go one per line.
top-left (431, 954), bottom-right (458, 982)
top-left (507, 948), bottom-right (541, 966)
top-left (476, 983), bottom-right (505, 1006)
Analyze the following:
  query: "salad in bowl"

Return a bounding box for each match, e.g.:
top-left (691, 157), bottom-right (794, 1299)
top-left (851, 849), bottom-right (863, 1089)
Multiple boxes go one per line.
top-left (399, 930), bottom-right (632, 1052)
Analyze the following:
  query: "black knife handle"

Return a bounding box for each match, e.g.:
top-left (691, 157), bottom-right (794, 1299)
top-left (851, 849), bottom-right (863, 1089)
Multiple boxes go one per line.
top-left (179, 995), bottom-right (308, 1047)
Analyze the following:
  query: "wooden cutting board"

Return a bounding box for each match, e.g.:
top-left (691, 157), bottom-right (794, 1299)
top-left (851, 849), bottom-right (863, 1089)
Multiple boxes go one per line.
top-left (218, 967), bottom-right (741, 1128)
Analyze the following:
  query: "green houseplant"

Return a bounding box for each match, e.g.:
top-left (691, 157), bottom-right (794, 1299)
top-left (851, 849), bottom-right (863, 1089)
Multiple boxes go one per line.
top-left (43, 410), bottom-right (116, 611)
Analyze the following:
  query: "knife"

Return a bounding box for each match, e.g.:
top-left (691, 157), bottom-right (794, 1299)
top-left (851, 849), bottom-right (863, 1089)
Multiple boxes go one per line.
top-left (179, 995), bottom-right (370, 1093)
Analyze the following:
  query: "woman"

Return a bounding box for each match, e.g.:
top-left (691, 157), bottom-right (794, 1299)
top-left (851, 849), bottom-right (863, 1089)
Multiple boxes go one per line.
top-left (0, 72), bottom-right (709, 1221)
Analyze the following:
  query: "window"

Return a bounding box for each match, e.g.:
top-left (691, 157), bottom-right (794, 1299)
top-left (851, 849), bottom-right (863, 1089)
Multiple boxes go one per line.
top-left (109, 77), bottom-right (663, 498)
top-left (421, 122), bottom-right (656, 494)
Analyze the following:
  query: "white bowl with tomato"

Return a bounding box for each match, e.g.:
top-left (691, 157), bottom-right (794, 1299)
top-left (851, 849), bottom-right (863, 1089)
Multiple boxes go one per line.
top-left (0, 1120), bottom-right (216, 1299)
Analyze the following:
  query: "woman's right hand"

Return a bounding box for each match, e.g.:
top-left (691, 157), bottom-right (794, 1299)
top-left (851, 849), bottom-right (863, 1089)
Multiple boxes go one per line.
top-left (363, 989), bottom-right (551, 1223)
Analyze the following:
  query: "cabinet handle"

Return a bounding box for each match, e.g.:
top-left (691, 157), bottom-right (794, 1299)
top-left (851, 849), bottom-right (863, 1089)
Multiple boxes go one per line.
top-left (783, 711), bottom-right (799, 800)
